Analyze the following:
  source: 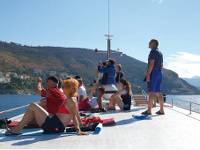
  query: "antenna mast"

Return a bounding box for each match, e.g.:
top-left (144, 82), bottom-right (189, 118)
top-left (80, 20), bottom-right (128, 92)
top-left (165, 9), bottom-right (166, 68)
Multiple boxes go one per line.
top-left (105, 0), bottom-right (113, 59)
top-left (95, 0), bottom-right (123, 58)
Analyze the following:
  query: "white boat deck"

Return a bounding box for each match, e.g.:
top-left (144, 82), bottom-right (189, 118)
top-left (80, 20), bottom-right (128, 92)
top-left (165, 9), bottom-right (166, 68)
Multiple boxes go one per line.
top-left (0, 105), bottom-right (200, 149)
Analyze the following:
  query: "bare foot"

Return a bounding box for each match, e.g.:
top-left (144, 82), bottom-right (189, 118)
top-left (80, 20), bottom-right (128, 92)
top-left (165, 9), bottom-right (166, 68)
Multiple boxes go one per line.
top-left (7, 126), bottom-right (21, 134)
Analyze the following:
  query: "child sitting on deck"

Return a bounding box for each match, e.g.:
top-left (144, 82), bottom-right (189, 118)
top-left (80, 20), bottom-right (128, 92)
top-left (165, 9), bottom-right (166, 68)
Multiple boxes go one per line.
top-left (109, 79), bottom-right (133, 111)
top-left (78, 87), bottom-right (106, 112)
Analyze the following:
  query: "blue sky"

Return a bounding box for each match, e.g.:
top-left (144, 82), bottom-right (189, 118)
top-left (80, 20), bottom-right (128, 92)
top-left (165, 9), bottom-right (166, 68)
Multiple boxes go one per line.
top-left (0, 0), bottom-right (200, 78)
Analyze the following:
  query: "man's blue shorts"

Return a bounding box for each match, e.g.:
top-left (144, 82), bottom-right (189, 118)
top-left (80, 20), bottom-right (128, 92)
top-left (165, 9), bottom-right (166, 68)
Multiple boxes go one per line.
top-left (147, 69), bottom-right (163, 93)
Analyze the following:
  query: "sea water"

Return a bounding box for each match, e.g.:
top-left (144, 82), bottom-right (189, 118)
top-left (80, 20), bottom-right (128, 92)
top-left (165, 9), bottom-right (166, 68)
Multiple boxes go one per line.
top-left (166, 95), bottom-right (200, 113)
top-left (0, 95), bottom-right (40, 119)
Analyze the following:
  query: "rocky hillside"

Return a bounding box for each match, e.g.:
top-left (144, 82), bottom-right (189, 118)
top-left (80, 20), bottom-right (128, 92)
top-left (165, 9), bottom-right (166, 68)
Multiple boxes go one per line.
top-left (0, 41), bottom-right (199, 95)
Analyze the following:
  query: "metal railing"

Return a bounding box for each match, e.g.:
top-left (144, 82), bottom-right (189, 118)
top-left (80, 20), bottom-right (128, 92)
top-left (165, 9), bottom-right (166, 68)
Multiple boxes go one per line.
top-left (1, 95), bottom-right (200, 118)
top-left (0, 104), bottom-right (29, 115)
top-left (168, 98), bottom-right (200, 114)
top-left (139, 91), bottom-right (200, 115)
top-left (141, 89), bottom-right (148, 100)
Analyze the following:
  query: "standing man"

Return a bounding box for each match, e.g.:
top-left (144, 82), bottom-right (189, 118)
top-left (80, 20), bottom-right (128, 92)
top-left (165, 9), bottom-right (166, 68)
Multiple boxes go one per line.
top-left (142, 39), bottom-right (165, 115)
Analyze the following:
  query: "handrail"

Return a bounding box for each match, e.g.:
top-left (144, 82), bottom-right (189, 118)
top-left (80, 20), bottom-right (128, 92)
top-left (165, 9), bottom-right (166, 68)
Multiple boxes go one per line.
top-left (0, 104), bottom-right (29, 115)
top-left (169, 98), bottom-right (200, 114)
top-left (141, 89), bottom-right (148, 100)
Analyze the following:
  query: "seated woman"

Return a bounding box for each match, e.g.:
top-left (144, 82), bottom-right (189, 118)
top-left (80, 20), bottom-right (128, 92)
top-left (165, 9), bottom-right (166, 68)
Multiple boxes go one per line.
top-left (5, 78), bottom-right (88, 135)
top-left (78, 87), bottom-right (106, 112)
top-left (109, 79), bottom-right (133, 111)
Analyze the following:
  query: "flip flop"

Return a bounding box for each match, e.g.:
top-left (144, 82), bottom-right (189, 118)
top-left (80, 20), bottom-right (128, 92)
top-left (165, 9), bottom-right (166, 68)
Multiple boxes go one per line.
top-left (155, 111), bottom-right (165, 115)
top-left (0, 118), bottom-right (11, 128)
top-left (91, 108), bottom-right (106, 113)
top-left (79, 113), bottom-right (91, 119)
top-left (141, 110), bottom-right (152, 115)
top-left (107, 107), bottom-right (116, 111)
top-left (100, 108), bottom-right (106, 112)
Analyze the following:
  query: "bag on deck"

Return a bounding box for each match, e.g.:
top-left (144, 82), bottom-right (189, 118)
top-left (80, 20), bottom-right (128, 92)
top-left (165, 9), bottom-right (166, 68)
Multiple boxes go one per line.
top-left (65, 122), bottom-right (99, 132)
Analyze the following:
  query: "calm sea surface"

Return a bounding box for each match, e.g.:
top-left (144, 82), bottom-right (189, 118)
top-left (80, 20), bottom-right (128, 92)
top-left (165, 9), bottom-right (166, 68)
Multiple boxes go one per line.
top-left (166, 95), bottom-right (200, 113)
top-left (0, 95), bottom-right (200, 118)
top-left (0, 95), bottom-right (40, 119)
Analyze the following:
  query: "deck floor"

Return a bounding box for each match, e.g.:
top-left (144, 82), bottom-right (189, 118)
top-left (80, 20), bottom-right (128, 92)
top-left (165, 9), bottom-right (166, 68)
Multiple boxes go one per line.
top-left (0, 106), bottom-right (200, 149)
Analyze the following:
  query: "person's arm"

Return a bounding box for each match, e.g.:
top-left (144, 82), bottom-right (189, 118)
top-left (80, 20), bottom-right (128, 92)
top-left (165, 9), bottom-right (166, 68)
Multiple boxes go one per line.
top-left (146, 51), bottom-right (156, 82)
top-left (37, 77), bottom-right (43, 91)
top-left (97, 97), bottom-right (103, 109)
top-left (146, 60), bottom-right (155, 82)
top-left (98, 66), bottom-right (109, 74)
top-left (37, 77), bottom-right (46, 95)
top-left (120, 72), bottom-right (124, 79)
top-left (67, 97), bottom-right (88, 135)
top-left (75, 107), bottom-right (82, 126)
top-left (161, 54), bottom-right (163, 69)
top-left (39, 98), bottom-right (47, 109)
top-left (79, 95), bottom-right (84, 102)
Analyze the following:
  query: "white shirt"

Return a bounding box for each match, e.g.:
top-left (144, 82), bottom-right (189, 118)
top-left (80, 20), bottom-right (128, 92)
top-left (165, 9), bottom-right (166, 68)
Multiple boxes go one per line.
top-left (78, 85), bottom-right (87, 101)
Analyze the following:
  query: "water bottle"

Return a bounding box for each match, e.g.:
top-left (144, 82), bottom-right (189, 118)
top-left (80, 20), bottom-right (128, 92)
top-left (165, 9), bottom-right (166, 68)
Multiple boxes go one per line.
top-left (93, 123), bottom-right (103, 135)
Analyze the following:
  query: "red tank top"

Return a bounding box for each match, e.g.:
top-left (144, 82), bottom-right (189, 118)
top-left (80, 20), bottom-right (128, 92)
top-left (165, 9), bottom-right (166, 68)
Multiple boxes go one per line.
top-left (58, 99), bottom-right (70, 114)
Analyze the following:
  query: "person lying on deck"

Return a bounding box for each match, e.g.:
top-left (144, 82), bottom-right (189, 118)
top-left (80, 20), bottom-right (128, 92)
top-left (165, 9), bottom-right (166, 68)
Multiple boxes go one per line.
top-left (5, 78), bottom-right (88, 135)
top-left (109, 79), bottom-right (133, 111)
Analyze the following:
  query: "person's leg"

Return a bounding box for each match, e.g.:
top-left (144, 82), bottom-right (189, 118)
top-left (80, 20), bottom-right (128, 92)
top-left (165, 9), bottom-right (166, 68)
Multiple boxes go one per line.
top-left (109, 95), bottom-right (116, 109)
top-left (152, 97), bottom-right (158, 107)
top-left (28, 98), bottom-right (47, 126)
top-left (155, 92), bottom-right (164, 113)
top-left (8, 103), bottom-right (49, 133)
top-left (147, 92), bottom-right (155, 113)
top-left (142, 92), bottom-right (155, 115)
top-left (115, 96), bottom-right (124, 111)
top-left (142, 80), bottom-right (154, 114)
top-left (147, 70), bottom-right (161, 112)
top-left (97, 97), bottom-right (103, 109)
top-left (147, 92), bottom-right (153, 113)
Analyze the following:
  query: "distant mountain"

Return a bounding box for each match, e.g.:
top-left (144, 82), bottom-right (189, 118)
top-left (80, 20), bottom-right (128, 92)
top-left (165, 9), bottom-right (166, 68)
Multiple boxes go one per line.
top-left (0, 41), bottom-right (199, 95)
top-left (183, 76), bottom-right (200, 89)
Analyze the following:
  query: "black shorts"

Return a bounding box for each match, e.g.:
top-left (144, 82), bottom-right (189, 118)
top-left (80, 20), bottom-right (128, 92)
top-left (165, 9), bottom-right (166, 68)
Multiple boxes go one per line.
top-left (41, 115), bottom-right (65, 134)
top-left (121, 94), bottom-right (132, 111)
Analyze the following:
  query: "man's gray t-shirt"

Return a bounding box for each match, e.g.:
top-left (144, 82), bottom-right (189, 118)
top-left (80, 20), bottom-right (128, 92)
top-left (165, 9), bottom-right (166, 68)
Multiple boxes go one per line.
top-left (148, 49), bottom-right (163, 70)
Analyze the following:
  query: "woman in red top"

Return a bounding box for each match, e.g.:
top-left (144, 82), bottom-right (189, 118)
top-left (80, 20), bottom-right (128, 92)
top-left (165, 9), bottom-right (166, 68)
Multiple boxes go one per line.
top-left (5, 78), bottom-right (87, 135)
